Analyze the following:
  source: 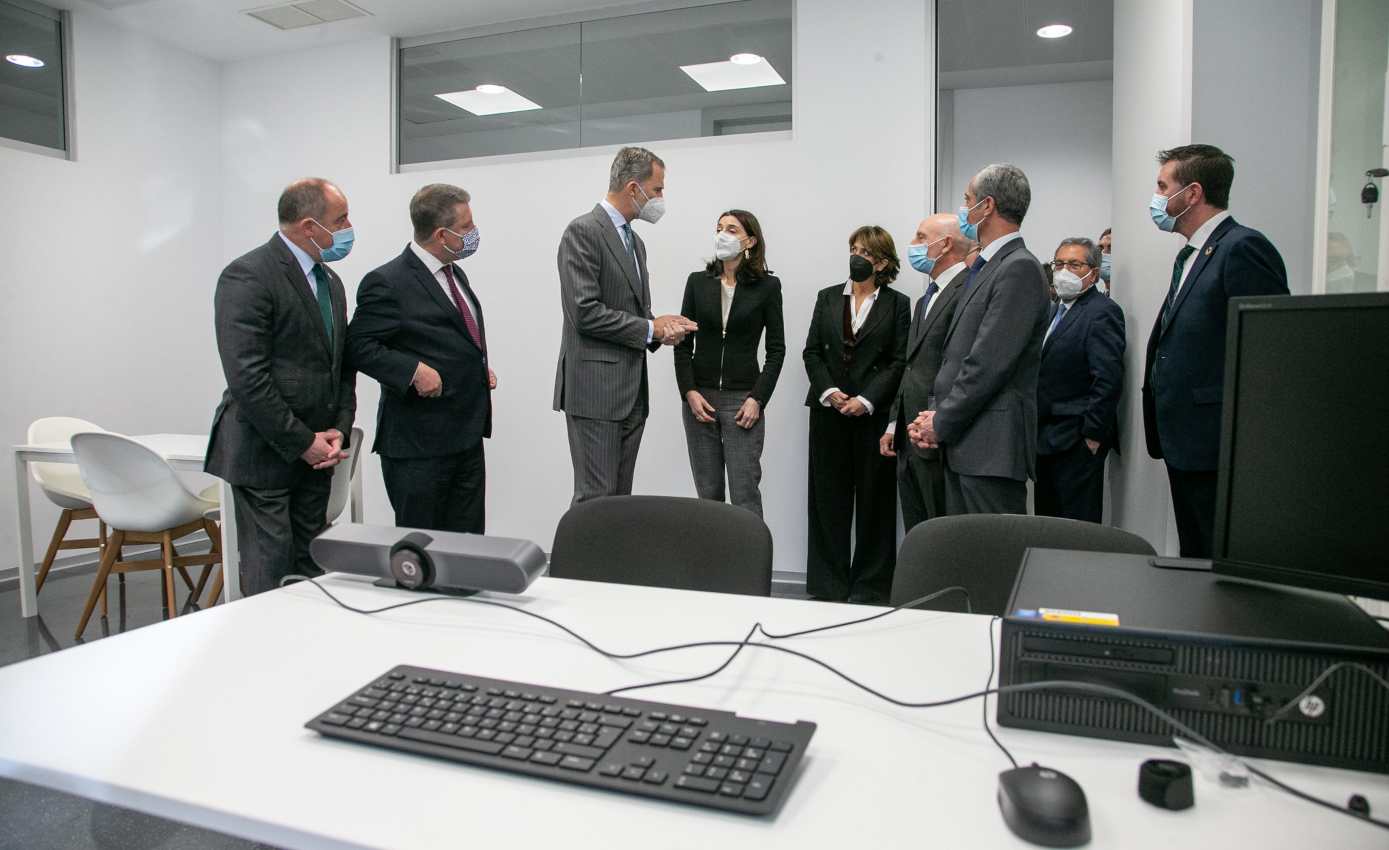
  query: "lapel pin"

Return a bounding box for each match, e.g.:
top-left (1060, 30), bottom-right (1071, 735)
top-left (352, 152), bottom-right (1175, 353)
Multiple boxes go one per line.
top-left (1204, 246), bottom-right (1214, 256)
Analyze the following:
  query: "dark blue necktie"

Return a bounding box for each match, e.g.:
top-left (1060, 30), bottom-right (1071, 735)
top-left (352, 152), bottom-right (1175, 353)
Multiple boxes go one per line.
top-left (1162, 245), bottom-right (1197, 330)
top-left (962, 254), bottom-right (987, 291)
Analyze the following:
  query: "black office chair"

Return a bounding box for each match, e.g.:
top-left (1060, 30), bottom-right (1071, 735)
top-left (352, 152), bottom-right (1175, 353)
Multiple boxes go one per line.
top-left (890, 514), bottom-right (1156, 616)
top-left (549, 496), bottom-right (772, 597)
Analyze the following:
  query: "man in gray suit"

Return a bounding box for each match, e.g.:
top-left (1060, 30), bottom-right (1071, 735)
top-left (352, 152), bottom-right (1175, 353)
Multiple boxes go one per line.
top-left (880, 213), bottom-right (968, 530)
top-left (909, 164), bottom-right (1049, 515)
top-left (206, 178), bottom-right (356, 596)
top-left (554, 147), bottom-right (696, 505)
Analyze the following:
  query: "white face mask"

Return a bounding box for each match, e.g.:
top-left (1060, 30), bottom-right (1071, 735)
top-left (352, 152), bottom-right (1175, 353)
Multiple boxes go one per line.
top-left (714, 231), bottom-right (744, 260)
top-left (1053, 269), bottom-right (1088, 301)
top-left (634, 183), bottom-right (666, 224)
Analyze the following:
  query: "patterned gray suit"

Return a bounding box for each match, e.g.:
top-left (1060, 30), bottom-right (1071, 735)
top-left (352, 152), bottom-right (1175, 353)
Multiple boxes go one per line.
top-left (553, 204), bottom-right (661, 504)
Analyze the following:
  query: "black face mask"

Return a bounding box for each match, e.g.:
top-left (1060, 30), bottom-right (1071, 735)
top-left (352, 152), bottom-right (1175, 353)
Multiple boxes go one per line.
top-left (849, 255), bottom-right (875, 283)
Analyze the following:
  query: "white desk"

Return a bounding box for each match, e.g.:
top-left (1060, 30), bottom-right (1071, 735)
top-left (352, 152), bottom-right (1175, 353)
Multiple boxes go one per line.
top-left (0, 574), bottom-right (1383, 849)
top-left (10, 434), bottom-right (365, 617)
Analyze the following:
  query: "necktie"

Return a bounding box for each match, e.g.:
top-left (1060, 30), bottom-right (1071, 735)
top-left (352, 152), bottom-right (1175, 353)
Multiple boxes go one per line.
top-left (962, 254), bottom-right (987, 291)
top-left (442, 264), bottom-right (484, 351)
top-left (621, 222), bottom-right (641, 279)
top-left (1162, 245), bottom-right (1197, 329)
top-left (1044, 302), bottom-right (1068, 344)
top-left (311, 264), bottom-right (334, 347)
top-left (912, 280), bottom-right (938, 345)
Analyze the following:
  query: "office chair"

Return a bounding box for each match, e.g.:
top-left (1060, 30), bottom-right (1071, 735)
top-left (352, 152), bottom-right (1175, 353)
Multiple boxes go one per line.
top-left (27, 417), bottom-right (109, 593)
top-left (890, 514), bottom-right (1157, 616)
top-left (550, 495), bottom-right (773, 597)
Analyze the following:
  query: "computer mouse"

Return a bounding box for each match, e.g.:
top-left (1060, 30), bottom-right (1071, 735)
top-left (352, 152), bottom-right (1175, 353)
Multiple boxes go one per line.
top-left (997, 763), bottom-right (1092, 847)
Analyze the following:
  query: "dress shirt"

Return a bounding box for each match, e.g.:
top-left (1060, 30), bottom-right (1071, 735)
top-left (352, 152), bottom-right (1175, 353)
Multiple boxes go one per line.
top-left (720, 280), bottom-right (736, 335)
top-left (819, 281), bottom-right (881, 414)
top-left (409, 240), bottom-right (478, 322)
top-left (598, 198), bottom-right (652, 344)
top-left (979, 230), bottom-right (1022, 263)
top-left (278, 231), bottom-right (320, 298)
top-left (884, 264), bottom-right (964, 435)
top-left (1175, 210), bottom-right (1231, 296)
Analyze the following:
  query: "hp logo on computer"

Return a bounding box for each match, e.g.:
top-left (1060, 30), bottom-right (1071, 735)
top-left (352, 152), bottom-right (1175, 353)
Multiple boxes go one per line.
top-left (1298, 695), bottom-right (1326, 719)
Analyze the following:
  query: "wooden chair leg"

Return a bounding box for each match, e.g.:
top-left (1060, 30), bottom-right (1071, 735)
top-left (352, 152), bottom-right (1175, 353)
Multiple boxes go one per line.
top-left (205, 568), bottom-right (224, 608)
top-left (161, 532), bottom-right (178, 618)
top-left (176, 565), bottom-right (196, 592)
top-left (192, 565), bottom-right (212, 602)
top-left (36, 509), bottom-right (74, 593)
top-left (75, 530), bottom-right (123, 640)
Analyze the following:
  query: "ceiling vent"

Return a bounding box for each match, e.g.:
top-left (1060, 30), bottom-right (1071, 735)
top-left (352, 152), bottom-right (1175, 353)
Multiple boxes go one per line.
top-left (244, 0), bottom-right (370, 31)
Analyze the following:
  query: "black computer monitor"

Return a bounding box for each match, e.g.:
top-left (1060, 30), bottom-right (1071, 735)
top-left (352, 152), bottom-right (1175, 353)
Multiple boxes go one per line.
top-left (1213, 292), bottom-right (1389, 599)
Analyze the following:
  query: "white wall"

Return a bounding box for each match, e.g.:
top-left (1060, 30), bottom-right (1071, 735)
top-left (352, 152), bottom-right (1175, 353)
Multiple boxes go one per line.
top-left (0, 12), bottom-right (224, 570)
top-left (219, 0), bottom-right (932, 577)
top-left (944, 80), bottom-right (1113, 264)
top-left (1192, 0), bottom-right (1321, 294)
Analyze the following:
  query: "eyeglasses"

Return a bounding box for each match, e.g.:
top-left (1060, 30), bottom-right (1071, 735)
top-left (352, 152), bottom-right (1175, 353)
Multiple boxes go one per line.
top-left (1050, 260), bottom-right (1093, 272)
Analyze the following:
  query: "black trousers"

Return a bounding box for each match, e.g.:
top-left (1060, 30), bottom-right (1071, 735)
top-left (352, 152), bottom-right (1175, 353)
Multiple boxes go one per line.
top-left (1035, 441), bottom-right (1107, 524)
top-left (381, 442), bottom-right (486, 534)
top-left (232, 470), bottom-right (332, 597)
top-left (806, 407), bottom-right (897, 603)
top-left (943, 454), bottom-right (1028, 516)
top-left (898, 448), bottom-right (946, 532)
top-left (1166, 465), bottom-right (1217, 558)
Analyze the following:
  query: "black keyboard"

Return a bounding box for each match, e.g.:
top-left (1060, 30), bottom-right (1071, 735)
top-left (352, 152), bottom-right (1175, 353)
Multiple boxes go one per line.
top-left (306, 665), bottom-right (817, 815)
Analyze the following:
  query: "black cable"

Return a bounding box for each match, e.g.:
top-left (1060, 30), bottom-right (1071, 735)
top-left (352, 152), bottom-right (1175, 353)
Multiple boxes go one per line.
top-left (282, 575), bottom-right (1389, 832)
top-left (605, 622), bottom-right (761, 697)
top-left (981, 616), bottom-right (1017, 768)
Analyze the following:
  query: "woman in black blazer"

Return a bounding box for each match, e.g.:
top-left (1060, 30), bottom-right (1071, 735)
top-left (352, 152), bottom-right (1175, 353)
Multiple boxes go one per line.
top-left (674, 210), bottom-right (785, 517)
top-left (803, 225), bottom-right (910, 603)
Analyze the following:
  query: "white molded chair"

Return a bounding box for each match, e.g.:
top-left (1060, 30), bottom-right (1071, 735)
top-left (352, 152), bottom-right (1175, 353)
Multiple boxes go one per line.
top-left (70, 433), bottom-right (222, 639)
top-left (27, 417), bottom-right (109, 592)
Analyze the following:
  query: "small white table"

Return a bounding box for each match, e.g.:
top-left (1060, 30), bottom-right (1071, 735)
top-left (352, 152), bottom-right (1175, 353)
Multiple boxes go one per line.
top-left (10, 433), bottom-right (364, 617)
top-left (0, 574), bottom-right (1383, 849)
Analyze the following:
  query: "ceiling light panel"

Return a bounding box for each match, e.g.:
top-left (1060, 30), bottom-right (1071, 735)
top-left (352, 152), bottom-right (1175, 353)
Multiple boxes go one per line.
top-left (435, 87), bottom-right (544, 117)
top-left (679, 56), bottom-right (786, 92)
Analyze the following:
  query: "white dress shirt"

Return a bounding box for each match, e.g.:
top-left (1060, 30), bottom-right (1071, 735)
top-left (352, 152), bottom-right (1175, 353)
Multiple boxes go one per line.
top-left (720, 280), bottom-right (735, 335)
top-left (1175, 210), bottom-right (1231, 296)
top-left (409, 240), bottom-right (478, 321)
top-left (597, 198), bottom-right (653, 344)
top-left (819, 281), bottom-right (881, 414)
top-left (278, 231), bottom-right (321, 298)
top-left (979, 230), bottom-right (1022, 263)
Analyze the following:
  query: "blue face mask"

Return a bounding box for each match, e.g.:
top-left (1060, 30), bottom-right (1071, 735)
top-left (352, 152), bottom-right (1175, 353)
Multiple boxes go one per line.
top-left (1149, 184), bottom-right (1193, 233)
top-left (1099, 253), bottom-right (1112, 281)
top-left (957, 197), bottom-right (989, 241)
top-left (445, 226), bottom-right (480, 260)
top-left (310, 219), bottom-right (355, 262)
top-left (907, 237), bottom-right (946, 274)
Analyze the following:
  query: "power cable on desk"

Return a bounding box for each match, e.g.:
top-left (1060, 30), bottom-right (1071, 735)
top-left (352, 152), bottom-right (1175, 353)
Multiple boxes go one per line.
top-left (281, 575), bottom-right (1389, 832)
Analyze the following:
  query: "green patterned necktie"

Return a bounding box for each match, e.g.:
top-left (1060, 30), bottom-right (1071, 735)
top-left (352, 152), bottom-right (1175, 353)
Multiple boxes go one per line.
top-left (311, 263), bottom-right (334, 346)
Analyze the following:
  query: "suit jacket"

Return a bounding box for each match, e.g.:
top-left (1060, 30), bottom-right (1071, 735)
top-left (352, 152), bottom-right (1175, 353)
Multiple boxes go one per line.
top-left (673, 271), bottom-right (786, 406)
top-left (347, 246), bottom-right (491, 459)
top-left (1037, 285), bottom-right (1126, 456)
top-left (553, 205), bottom-right (661, 421)
top-left (802, 283), bottom-right (910, 415)
top-left (206, 234), bottom-right (356, 489)
top-left (932, 237), bottom-right (1049, 481)
top-left (1143, 216), bottom-right (1288, 470)
top-left (889, 266), bottom-right (966, 458)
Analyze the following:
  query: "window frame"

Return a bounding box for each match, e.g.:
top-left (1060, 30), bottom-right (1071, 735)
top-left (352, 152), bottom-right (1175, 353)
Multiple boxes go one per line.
top-left (0, 0), bottom-right (74, 160)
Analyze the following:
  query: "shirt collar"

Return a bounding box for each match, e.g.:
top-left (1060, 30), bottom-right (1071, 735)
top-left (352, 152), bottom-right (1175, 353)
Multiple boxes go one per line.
top-left (277, 231), bottom-right (318, 282)
top-left (979, 230), bottom-right (1022, 262)
top-left (598, 199), bottom-right (630, 233)
top-left (931, 261), bottom-right (967, 292)
top-left (842, 280), bottom-right (882, 300)
top-left (1187, 210), bottom-right (1231, 251)
top-left (409, 240), bottom-right (448, 276)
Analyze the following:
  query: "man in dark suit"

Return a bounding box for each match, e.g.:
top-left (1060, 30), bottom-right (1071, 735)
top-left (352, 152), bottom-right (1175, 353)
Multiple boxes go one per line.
top-left (348, 184), bottom-right (493, 533)
top-left (880, 213), bottom-right (967, 530)
top-left (908, 164), bottom-right (1050, 515)
top-left (553, 146), bottom-right (696, 505)
top-left (1035, 237), bottom-right (1125, 524)
top-left (206, 178), bottom-right (356, 596)
top-left (1143, 144), bottom-right (1288, 557)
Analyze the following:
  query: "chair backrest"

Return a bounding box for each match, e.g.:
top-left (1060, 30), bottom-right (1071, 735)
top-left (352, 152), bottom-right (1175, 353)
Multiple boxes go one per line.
top-left (550, 496), bottom-right (772, 597)
top-left (70, 433), bottom-right (202, 532)
top-left (891, 514), bottom-right (1157, 616)
top-left (27, 417), bottom-right (106, 500)
top-left (326, 426), bottom-right (365, 523)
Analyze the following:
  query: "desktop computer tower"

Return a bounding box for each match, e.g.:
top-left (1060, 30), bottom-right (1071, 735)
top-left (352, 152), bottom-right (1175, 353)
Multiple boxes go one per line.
top-left (997, 549), bottom-right (1389, 774)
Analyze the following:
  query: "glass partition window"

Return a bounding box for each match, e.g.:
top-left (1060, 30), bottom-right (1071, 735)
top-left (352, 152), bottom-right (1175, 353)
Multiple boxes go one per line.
top-left (0, 0), bottom-right (67, 154)
top-left (397, 0), bottom-right (792, 165)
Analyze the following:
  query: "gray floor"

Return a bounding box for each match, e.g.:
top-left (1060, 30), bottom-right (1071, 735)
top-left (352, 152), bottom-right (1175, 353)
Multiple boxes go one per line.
top-left (0, 567), bottom-right (279, 850)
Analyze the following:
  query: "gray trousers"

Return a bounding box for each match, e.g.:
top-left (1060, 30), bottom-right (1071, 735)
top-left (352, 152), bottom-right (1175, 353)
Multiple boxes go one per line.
top-left (231, 471), bottom-right (331, 597)
top-left (681, 387), bottom-right (766, 517)
top-left (566, 406), bottom-right (647, 506)
top-left (943, 454), bottom-right (1028, 515)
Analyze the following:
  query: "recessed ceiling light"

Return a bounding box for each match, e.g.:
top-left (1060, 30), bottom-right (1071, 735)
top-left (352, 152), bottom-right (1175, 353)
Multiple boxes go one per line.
top-left (680, 56), bottom-right (786, 92)
top-left (729, 53), bottom-right (762, 65)
top-left (5, 54), bottom-right (45, 68)
top-left (1036, 24), bottom-right (1073, 39)
top-left (436, 86), bottom-right (543, 117)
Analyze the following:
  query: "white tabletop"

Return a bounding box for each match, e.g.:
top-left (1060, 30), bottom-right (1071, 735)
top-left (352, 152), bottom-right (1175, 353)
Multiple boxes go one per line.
top-left (0, 574), bottom-right (1384, 849)
top-left (15, 433), bottom-right (209, 463)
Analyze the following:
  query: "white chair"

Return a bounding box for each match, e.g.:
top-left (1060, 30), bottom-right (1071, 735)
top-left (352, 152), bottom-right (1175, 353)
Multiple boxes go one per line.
top-left (70, 433), bottom-right (221, 639)
top-left (27, 417), bottom-right (109, 593)
top-left (202, 426), bottom-right (364, 607)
